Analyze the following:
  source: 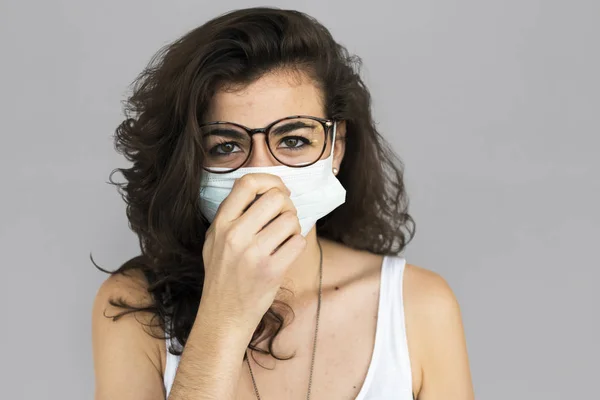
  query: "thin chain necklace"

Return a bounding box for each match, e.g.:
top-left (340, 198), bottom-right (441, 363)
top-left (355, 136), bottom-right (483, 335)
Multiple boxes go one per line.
top-left (245, 240), bottom-right (323, 400)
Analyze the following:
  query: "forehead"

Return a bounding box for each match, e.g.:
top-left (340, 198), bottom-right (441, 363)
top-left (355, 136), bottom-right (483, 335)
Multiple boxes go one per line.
top-left (204, 70), bottom-right (325, 128)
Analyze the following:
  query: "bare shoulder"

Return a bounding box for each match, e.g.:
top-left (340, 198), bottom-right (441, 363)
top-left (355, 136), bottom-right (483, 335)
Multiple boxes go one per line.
top-left (402, 263), bottom-right (464, 348)
top-left (402, 263), bottom-right (474, 399)
top-left (403, 263), bottom-right (461, 314)
top-left (92, 268), bottom-right (164, 360)
top-left (94, 268), bottom-right (158, 312)
top-left (93, 268), bottom-right (156, 330)
top-left (92, 269), bottom-right (166, 399)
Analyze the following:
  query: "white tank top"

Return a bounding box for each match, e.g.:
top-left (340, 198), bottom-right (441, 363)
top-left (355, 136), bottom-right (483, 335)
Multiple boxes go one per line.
top-left (163, 255), bottom-right (413, 399)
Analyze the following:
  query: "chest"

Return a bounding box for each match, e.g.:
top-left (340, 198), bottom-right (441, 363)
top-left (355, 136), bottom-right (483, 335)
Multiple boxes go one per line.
top-left (235, 274), bottom-right (382, 400)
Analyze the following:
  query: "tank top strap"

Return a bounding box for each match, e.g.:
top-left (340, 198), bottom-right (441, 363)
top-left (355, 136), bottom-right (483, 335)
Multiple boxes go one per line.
top-left (379, 254), bottom-right (407, 323)
top-left (378, 254), bottom-right (413, 398)
top-left (163, 319), bottom-right (181, 398)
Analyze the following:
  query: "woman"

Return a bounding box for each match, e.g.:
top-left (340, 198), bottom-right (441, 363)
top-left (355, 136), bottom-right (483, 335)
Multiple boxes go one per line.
top-left (92, 7), bottom-right (474, 400)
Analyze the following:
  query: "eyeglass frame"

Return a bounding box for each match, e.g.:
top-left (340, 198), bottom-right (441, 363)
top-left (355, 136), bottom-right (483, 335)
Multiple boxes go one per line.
top-left (198, 115), bottom-right (335, 174)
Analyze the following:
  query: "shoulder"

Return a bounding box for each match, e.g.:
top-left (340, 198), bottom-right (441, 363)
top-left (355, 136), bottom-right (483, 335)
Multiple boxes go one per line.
top-left (92, 267), bottom-right (163, 346)
top-left (93, 268), bottom-right (154, 310)
top-left (402, 263), bottom-right (474, 399)
top-left (403, 263), bottom-right (460, 316)
top-left (93, 268), bottom-right (157, 333)
top-left (402, 263), bottom-right (464, 348)
top-left (92, 269), bottom-right (166, 386)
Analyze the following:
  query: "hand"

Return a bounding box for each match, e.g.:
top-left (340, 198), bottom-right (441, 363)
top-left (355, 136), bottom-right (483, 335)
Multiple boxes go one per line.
top-left (200, 173), bottom-right (306, 332)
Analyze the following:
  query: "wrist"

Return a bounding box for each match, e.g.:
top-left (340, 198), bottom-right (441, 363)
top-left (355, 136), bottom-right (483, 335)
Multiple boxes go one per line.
top-left (196, 295), bottom-right (257, 348)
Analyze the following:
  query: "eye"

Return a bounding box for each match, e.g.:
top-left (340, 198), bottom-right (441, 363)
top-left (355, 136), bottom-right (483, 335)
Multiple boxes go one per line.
top-left (211, 142), bottom-right (241, 155)
top-left (279, 136), bottom-right (310, 149)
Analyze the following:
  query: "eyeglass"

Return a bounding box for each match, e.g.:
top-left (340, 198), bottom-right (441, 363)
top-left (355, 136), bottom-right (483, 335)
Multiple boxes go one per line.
top-left (199, 115), bottom-right (334, 173)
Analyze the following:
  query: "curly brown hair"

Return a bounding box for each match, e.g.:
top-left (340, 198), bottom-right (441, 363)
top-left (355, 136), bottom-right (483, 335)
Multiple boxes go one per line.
top-left (95, 7), bottom-right (415, 360)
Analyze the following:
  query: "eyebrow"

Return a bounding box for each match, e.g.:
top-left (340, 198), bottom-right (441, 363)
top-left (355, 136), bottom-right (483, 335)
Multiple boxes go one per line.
top-left (201, 128), bottom-right (247, 140)
top-left (271, 121), bottom-right (315, 136)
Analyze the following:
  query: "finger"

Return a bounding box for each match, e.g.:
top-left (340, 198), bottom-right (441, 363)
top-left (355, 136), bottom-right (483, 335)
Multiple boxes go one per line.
top-left (269, 234), bottom-right (307, 273)
top-left (216, 173), bottom-right (290, 222)
top-left (236, 187), bottom-right (296, 235)
top-left (253, 210), bottom-right (301, 254)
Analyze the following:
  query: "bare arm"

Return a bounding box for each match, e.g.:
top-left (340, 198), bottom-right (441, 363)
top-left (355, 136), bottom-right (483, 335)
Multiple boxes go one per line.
top-left (92, 272), bottom-right (165, 400)
top-left (404, 265), bottom-right (475, 400)
top-left (166, 298), bottom-right (254, 399)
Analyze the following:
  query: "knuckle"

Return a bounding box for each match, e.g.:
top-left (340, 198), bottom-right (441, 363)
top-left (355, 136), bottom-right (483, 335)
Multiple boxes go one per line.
top-left (237, 174), bottom-right (256, 189)
top-left (232, 178), bottom-right (242, 190)
top-left (249, 241), bottom-right (269, 265)
top-left (270, 188), bottom-right (287, 204)
top-left (261, 188), bottom-right (284, 209)
top-left (210, 217), bottom-right (226, 234)
top-left (287, 199), bottom-right (298, 214)
top-left (223, 227), bottom-right (240, 247)
top-left (274, 175), bottom-right (285, 186)
top-left (281, 209), bottom-right (296, 220)
top-left (282, 210), bottom-right (300, 228)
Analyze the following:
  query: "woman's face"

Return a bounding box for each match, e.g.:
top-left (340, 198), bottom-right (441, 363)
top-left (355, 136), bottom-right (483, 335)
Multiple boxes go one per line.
top-left (203, 70), bottom-right (345, 169)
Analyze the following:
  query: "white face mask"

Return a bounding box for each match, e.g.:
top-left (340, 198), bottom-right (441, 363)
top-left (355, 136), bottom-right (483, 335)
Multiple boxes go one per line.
top-left (199, 122), bottom-right (346, 236)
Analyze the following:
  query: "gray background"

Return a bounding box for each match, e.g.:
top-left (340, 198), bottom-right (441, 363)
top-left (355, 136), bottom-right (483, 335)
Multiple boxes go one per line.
top-left (0, 0), bottom-right (598, 399)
